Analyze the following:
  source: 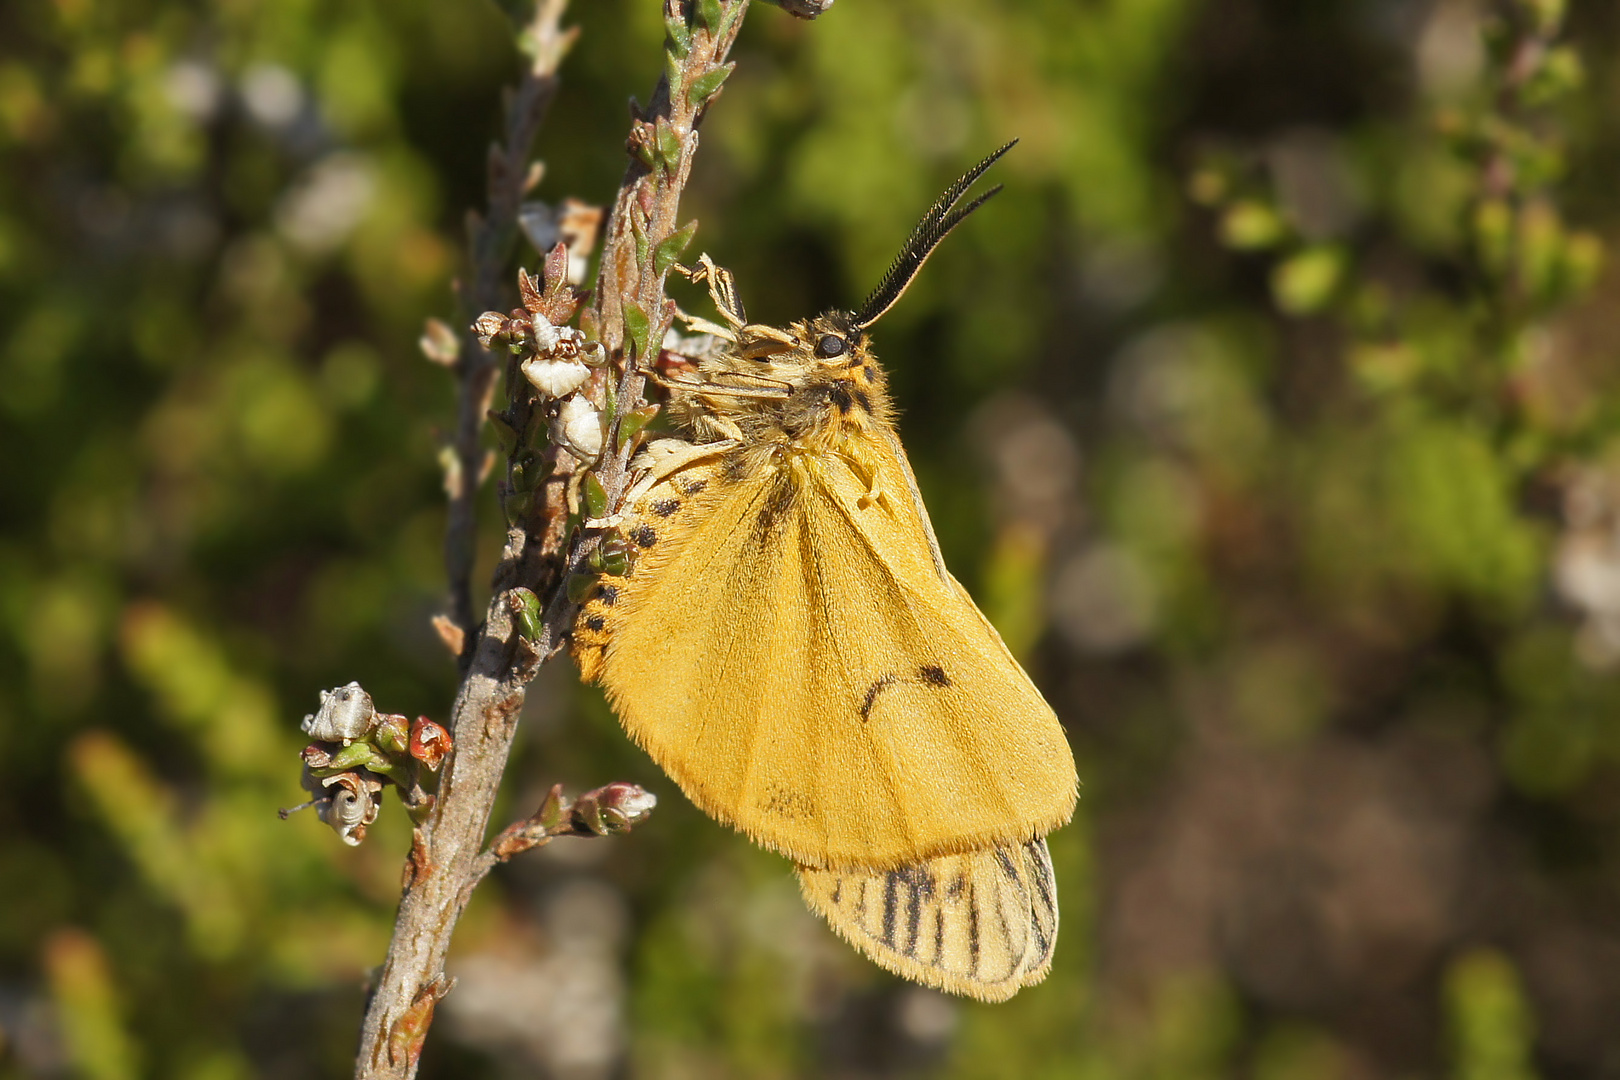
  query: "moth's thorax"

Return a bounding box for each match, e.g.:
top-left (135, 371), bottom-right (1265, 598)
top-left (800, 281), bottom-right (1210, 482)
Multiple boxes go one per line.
top-left (677, 311), bottom-right (895, 453)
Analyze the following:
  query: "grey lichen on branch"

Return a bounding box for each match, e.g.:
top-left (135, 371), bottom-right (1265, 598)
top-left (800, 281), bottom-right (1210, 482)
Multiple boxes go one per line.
top-left (340, 0), bottom-right (765, 1076)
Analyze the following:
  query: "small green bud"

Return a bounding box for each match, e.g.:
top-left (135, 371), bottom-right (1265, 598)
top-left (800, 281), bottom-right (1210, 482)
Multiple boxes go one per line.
top-left (510, 588), bottom-right (543, 641)
top-left (537, 784), bottom-right (565, 831)
top-left (590, 546), bottom-right (630, 577)
top-left (373, 713), bottom-right (411, 757)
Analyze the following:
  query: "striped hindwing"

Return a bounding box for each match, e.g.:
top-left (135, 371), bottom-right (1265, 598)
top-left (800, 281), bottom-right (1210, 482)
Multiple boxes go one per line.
top-left (797, 839), bottom-right (1058, 1002)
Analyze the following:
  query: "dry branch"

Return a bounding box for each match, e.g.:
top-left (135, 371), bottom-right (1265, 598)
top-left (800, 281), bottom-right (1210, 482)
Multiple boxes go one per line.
top-left (351, 0), bottom-right (756, 1075)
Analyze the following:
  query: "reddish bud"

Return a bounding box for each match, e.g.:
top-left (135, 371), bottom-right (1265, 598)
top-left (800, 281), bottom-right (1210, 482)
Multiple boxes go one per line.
top-left (409, 717), bottom-right (452, 770)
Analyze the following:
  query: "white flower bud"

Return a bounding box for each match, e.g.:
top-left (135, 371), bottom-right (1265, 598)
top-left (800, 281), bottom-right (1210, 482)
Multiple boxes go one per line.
top-left (554, 394), bottom-right (605, 463)
top-left (300, 681), bottom-right (376, 743)
top-left (530, 312), bottom-right (560, 353)
top-left (472, 311), bottom-right (505, 348)
top-left (521, 356), bottom-right (591, 398)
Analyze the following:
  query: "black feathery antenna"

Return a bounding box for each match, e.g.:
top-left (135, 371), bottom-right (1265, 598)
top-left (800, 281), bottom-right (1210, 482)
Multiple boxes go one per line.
top-left (853, 139), bottom-right (1017, 330)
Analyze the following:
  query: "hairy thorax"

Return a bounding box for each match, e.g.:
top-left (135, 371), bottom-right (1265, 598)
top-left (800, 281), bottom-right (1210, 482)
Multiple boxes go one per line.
top-left (669, 311), bottom-right (896, 457)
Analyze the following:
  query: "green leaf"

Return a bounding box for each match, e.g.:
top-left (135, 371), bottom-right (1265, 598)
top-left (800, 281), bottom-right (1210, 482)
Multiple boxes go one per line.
top-left (617, 404), bottom-right (661, 449)
top-left (566, 574), bottom-right (597, 604)
top-left (696, 0), bottom-right (723, 30)
top-left (584, 474), bottom-right (609, 519)
top-left (537, 785), bottom-right (564, 830)
top-left (503, 487), bottom-right (534, 520)
top-left (664, 13), bottom-right (692, 58)
top-left (655, 118), bottom-right (682, 171)
top-left (687, 64), bottom-right (732, 106)
top-left (654, 221), bottom-right (699, 276)
top-left (622, 301), bottom-right (651, 359)
top-left (664, 49), bottom-right (684, 103)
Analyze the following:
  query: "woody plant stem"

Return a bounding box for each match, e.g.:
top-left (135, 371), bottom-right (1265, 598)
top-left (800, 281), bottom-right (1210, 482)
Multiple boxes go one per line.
top-left (353, 0), bottom-right (755, 1076)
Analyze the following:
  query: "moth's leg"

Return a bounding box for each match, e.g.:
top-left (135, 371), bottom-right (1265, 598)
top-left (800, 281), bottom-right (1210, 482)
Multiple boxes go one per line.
top-left (836, 448), bottom-right (892, 512)
top-left (735, 323), bottom-right (801, 361)
top-left (679, 253), bottom-right (748, 329)
top-left (631, 362), bottom-right (792, 405)
top-left (673, 310), bottom-right (739, 342)
top-left (626, 438), bottom-right (738, 504)
top-left (703, 415), bottom-right (748, 443)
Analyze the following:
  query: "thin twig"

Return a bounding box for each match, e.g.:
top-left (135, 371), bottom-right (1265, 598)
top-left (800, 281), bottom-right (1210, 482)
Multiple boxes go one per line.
top-left (444, 0), bottom-right (576, 655)
top-left (352, 1), bottom-right (755, 1075)
top-left (532, 0), bottom-right (755, 658)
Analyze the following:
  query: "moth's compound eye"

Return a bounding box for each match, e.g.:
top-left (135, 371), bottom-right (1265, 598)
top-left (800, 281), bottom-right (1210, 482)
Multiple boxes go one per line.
top-left (815, 334), bottom-right (847, 359)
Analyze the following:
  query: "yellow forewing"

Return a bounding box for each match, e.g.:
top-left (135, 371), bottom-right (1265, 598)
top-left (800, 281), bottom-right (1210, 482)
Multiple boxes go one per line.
top-left (591, 430), bottom-right (1077, 871)
top-left (797, 839), bottom-right (1058, 1002)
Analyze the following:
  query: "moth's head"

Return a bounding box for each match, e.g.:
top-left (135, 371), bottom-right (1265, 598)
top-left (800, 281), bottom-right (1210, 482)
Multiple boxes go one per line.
top-left (803, 310), bottom-right (872, 370)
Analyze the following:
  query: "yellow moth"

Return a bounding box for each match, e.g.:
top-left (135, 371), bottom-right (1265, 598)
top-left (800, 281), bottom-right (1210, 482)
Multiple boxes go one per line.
top-left (573, 143), bottom-right (1077, 1001)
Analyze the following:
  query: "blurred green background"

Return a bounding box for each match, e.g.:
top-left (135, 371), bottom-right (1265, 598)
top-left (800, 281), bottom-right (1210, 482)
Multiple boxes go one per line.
top-left (4, 0), bottom-right (1620, 1076)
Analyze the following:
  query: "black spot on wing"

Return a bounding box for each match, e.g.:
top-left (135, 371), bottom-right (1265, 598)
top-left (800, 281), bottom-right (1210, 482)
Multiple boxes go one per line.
top-left (853, 388), bottom-right (872, 413)
top-left (862, 365), bottom-right (877, 384)
top-left (830, 878), bottom-right (843, 905)
top-left (677, 477), bottom-right (708, 496)
top-left (584, 615), bottom-right (606, 632)
top-left (994, 847), bottom-right (1020, 883)
top-left (629, 524), bottom-right (658, 548)
top-left (650, 497), bottom-right (681, 517)
top-left (919, 664), bottom-right (951, 687)
top-left (597, 584), bottom-right (619, 606)
top-left (860, 675), bottom-right (896, 721)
